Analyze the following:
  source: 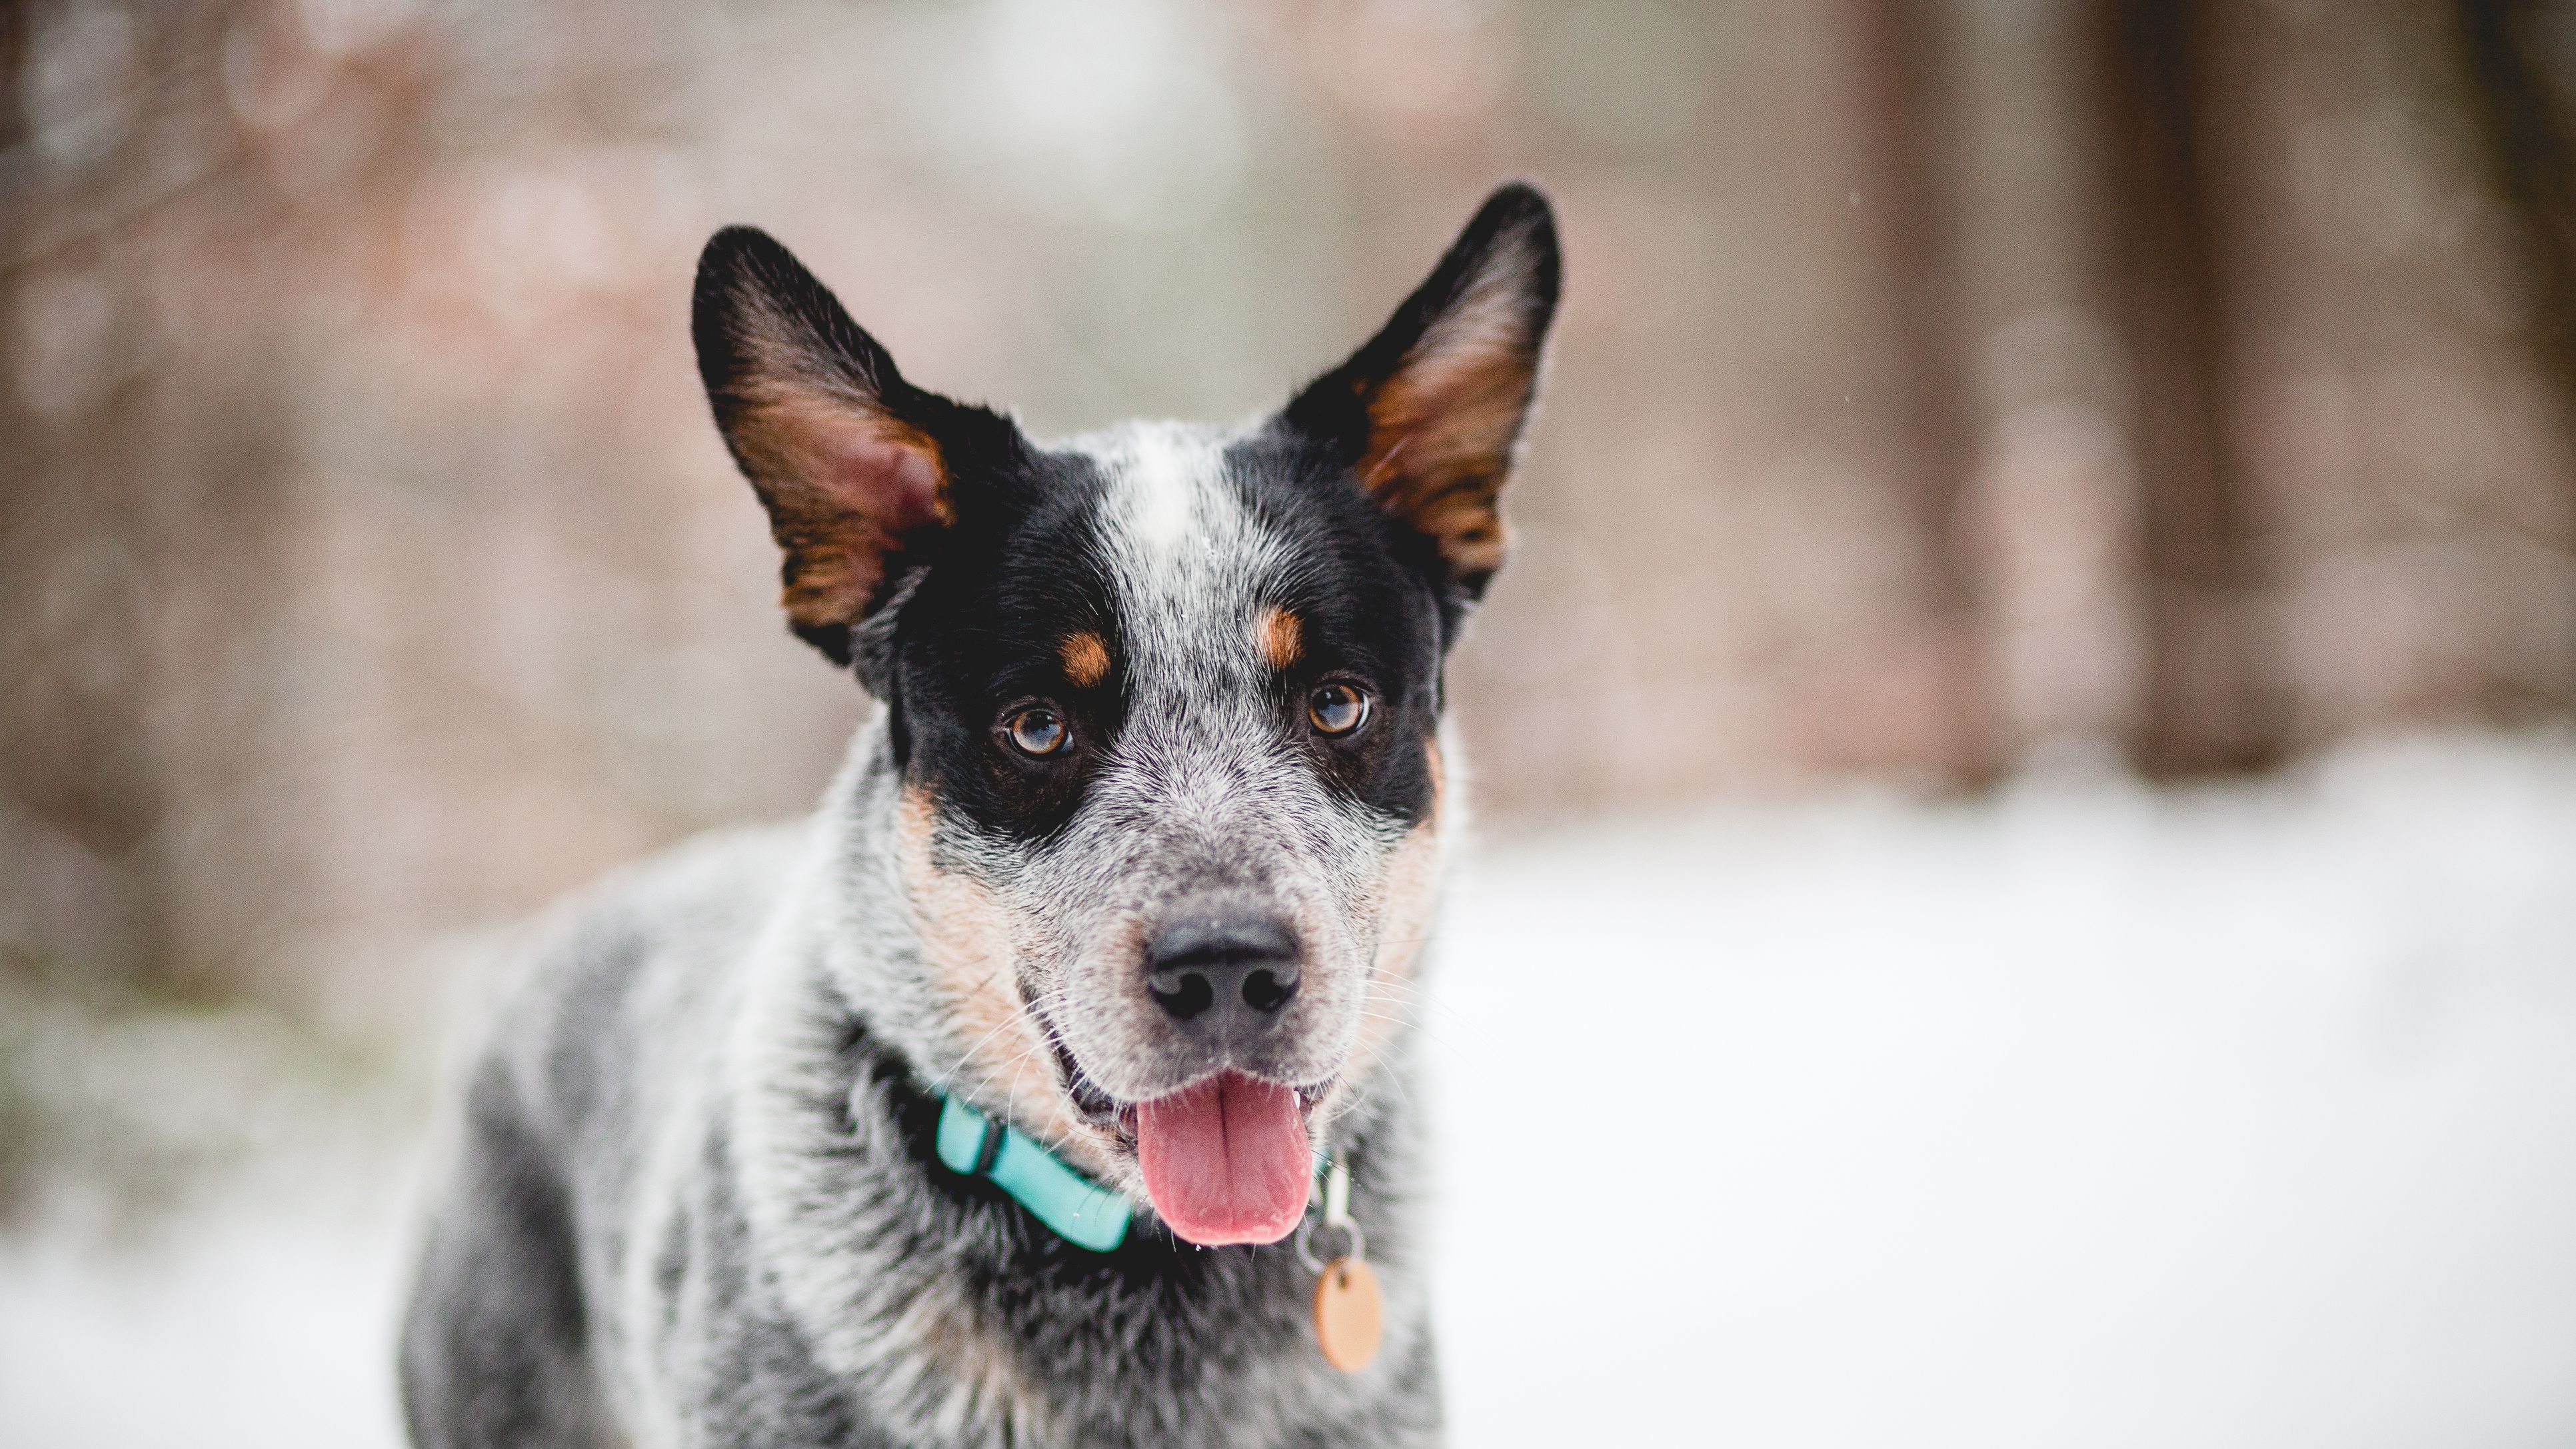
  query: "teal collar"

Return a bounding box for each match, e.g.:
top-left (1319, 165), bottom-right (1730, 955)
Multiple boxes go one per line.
top-left (934, 1095), bottom-right (1133, 1252)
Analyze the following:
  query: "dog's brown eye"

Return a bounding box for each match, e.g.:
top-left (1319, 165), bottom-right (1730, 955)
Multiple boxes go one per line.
top-left (1005, 707), bottom-right (1070, 757)
top-left (1308, 683), bottom-right (1369, 736)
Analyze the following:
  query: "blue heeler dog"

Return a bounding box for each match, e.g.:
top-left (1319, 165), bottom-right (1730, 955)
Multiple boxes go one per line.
top-left (399, 183), bottom-right (1561, 1448)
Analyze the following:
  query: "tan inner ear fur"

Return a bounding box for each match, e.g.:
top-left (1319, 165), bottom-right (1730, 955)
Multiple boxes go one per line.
top-left (730, 391), bottom-right (950, 638)
top-left (718, 269), bottom-right (955, 636)
top-left (1359, 272), bottom-right (1541, 580)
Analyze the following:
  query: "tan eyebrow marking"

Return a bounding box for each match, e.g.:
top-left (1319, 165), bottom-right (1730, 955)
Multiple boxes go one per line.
top-left (1256, 607), bottom-right (1302, 670)
top-left (1060, 631), bottom-right (1110, 688)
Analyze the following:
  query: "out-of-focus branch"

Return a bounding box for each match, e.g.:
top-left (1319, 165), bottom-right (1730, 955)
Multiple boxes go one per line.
top-left (2457, 3), bottom-right (2576, 434)
top-left (2088, 0), bottom-right (2283, 776)
top-left (1847, 0), bottom-right (1999, 784)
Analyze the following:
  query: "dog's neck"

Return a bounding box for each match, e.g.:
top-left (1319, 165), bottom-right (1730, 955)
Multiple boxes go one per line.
top-left (722, 953), bottom-right (1437, 1445)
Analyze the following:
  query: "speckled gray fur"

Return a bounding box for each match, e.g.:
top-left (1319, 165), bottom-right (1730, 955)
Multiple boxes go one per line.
top-left (398, 711), bottom-right (1446, 1449)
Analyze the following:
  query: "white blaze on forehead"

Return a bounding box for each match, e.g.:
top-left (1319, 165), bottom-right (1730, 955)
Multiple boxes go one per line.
top-left (1124, 423), bottom-right (1202, 553)
top-left (1084, 420), bottom-right (1285, 694)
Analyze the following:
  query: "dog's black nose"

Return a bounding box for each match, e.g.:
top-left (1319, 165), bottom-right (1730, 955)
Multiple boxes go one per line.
top-left (1145, 915), bottom-right (1301, 1035)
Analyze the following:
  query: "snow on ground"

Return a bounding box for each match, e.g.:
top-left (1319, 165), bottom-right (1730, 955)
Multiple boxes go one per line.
top-left (5, 732), bottom-right (2573, 1447)
top-left (1432, 734), bottom-right (2576, 1448)
top-left (0, 1189), bottom-right (412, 1449)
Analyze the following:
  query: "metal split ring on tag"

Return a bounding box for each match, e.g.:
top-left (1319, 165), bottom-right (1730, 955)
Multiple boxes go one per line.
top-left (1298, 1160), bottom-right (1382, 1373)
top-left (1292, 1209), bottom-right (1365, 1273)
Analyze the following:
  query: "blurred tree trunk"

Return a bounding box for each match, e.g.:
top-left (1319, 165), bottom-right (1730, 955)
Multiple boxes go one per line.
top-left (1847, 0), bottom-right (1998, 784)
top-left (2458, 3), bottom-right (2576, 433)
top-left (0, 6), bottom-right (27, 153)
top-left (0, 301), bottom-right (183, 1001)
top-left (2455, 3), bottom-right (2576, 705)
top-left (2087, 0), bottom-right (2284, 775)
top-left (1, 6), bottom-right (238, 1001)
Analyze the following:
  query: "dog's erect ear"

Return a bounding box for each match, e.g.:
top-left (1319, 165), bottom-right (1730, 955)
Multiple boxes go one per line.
top-left (694, 226), bottom-right (1006, 669)
top-left (1282, 183), bottom-right (1560, 600)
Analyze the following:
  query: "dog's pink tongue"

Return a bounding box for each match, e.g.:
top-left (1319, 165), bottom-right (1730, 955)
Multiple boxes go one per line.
top-left (1135, 1072), bottom-right (1310, 1246)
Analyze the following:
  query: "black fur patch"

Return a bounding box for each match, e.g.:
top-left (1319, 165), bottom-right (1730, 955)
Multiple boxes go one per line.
top-left (872, 431), bottom-right (1452, 850)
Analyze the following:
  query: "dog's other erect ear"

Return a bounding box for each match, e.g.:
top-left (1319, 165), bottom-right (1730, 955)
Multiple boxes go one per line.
top-left (1282, 183), bottom-right (1560, 601)
top-left (693, 226), bottom-right (1017, 671)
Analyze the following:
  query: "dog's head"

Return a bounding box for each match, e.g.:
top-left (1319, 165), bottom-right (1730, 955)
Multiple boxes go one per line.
top-left (694, 186), bottom-right (1558, 1245)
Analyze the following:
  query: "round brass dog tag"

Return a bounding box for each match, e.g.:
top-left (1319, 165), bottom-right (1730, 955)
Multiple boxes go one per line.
top-left (1313, 1256), bottom-right (1383, 1372)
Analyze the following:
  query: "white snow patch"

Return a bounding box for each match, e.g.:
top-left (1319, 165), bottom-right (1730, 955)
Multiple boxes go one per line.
top-left (2, 731), bottom-right (2571, 1447)
top-left (0, 1191), bottom-right (411, 1449)
top-left (1429, 733), bottom-right (2576, 1448)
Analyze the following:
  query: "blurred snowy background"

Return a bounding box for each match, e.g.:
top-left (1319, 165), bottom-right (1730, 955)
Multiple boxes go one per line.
top-left (7, 0), bottom-right (2576, 1444)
